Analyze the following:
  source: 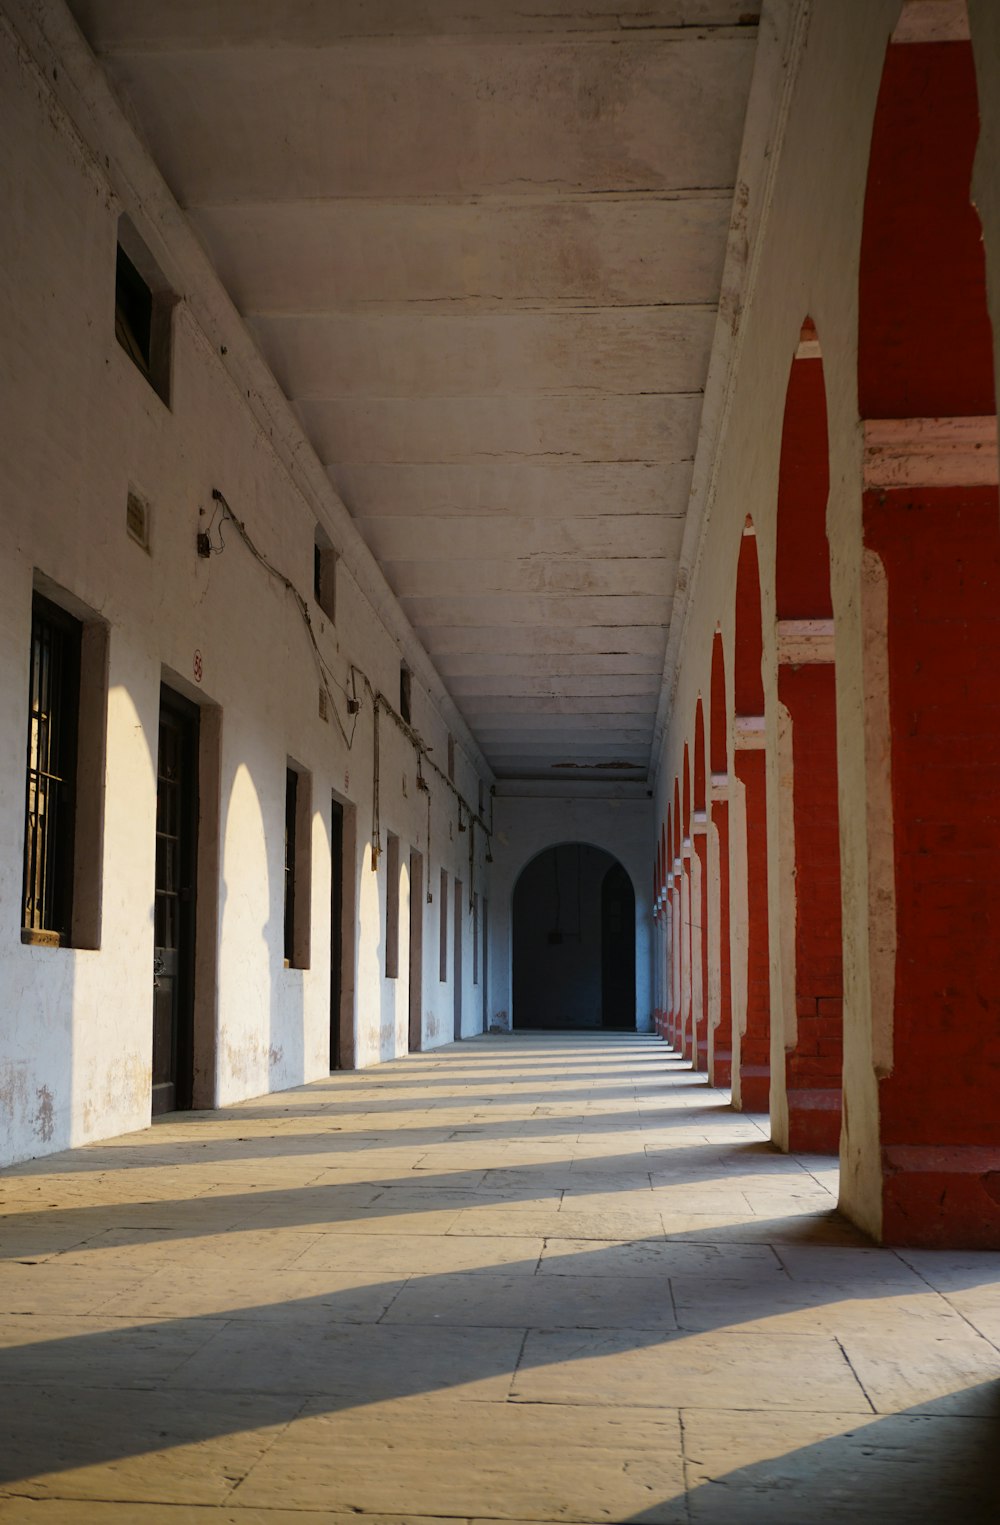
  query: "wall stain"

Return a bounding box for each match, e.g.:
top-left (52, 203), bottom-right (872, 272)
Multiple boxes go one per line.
top-left (34, 1086), bottom-right (54, 1143)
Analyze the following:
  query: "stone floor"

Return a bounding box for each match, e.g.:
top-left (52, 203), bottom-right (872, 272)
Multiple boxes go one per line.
top-left (0, 1032), bottom-right (998, 1524)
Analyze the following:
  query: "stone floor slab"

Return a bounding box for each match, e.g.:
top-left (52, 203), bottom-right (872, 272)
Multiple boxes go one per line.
top-left (164, 1320), bottom-right (525, 1401)
top-left (293, 1231), bottom-right (543, 1276)
top-left (511, 1327), bottom-right (872, 1412)
top-left (0, 1033), bottom-right (995, 1522)
top-left (683, 1406), bottom-right (1000, 1523)
top-left (235, 1396), bottom-right (687, 1522)
top-left (381, 1269), bottom-right (677, 1330)
top-left (0, 1385), bottom-right (303, 1503)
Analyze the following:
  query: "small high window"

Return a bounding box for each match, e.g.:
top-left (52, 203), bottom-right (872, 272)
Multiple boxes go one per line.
top-left (447, 734), bottom-right (456, 782)
top-left (115, 218), bottom-right (173, 405)
top-left (399, 665), bottom-right (412, 726)
top-left (314, 526), bottom-right (337, 622)
top-left (284, 764), bottom-right (312, 968)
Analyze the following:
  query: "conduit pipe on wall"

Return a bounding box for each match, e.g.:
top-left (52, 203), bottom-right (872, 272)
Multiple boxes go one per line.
top-left (208, 489), bottom-right (495, 871)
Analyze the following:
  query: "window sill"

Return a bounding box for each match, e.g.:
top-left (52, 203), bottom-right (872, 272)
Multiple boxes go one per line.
top-left (21, 928), bottom-right (65, 948)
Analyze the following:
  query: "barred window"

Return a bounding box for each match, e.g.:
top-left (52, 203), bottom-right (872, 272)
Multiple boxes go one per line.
top-left (22, 595), bottom-right (81, 943)
top-left (284, 763), bottom-right (312, 969)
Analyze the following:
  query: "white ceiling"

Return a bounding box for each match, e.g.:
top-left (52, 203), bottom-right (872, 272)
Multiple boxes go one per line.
top-left (68, 0), bottom-right (759, 781)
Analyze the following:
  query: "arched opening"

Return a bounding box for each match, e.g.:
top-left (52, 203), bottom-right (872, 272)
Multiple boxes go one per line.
top-left (853, 11), bottom-right (1000, 1246)
top-left (512, 843), bottom-right (636, 1032)
top-left (773, 319), bottom-right (843, 1155)
top-left (732, 522), bottom-right (770, 1112)
top-left (680, 744), bottom-right (694, 1062)
top-left (670, 780), bottom-right (682, 1048)
top-left (691, 698), bottom-right (710, 1073)
top-left (709, 630), bottom-right (733, 1088)
top-left (655, 822), bottom-right (668, 1038)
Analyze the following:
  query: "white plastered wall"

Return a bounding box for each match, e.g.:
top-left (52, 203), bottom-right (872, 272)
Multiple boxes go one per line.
top-left (0, 10), bottom-right (492, 1165)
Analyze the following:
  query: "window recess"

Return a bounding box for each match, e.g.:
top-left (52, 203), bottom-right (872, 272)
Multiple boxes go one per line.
top-left (115, 217), bottom-right (174, 406)
top-left (21, 588), bottom-right (107, 949)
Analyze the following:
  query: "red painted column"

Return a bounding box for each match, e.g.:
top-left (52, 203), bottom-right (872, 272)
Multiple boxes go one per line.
top-left (710, 795), bottom-right (733, 1088)
top-left (781, 664), bottom-right (843, 1152)
top-left (664, 889), bottom-right (674, 1047)
top-left (735, 744), bottom-right (770, 1111)
top-left (680, 854), bottom-right (693, 1061)
top-left (669, 876), bottom-right (681, 1049)
top-left (853, 34), bottom-right (1000, 1245)
top-left (692, 826), bottom-right (709, 1071)
top-left (865, 484), bottom-right (1000, 1246)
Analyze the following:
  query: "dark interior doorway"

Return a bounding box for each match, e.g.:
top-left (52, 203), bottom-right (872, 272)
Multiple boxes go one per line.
top-left (330, 797), bottom-right (344, 1069)
top-left (152, 686), bottom-right (199, 1115)
top-left (512, 843), bottom-right (636, 1031)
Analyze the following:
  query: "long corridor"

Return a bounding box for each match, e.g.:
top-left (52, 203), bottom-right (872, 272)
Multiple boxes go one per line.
top-left (0, 1034), bottom-right (997, 1523)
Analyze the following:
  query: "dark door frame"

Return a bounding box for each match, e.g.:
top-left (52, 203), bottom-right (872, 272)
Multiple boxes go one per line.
top-left (152, 685), bottom-right (199, 1115)
top-left (409, 848), bottom-right (424, 1051)
top-left (330, 795), bottom-right (344, 1069)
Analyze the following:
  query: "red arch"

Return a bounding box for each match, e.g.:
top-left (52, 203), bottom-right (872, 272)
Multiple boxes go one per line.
top-left (734, 527), bottom-right (764, 717)
top-left (693, 698), bottom-right (707, 813)
top-left (682, 744), bottom-right (691, 839)
top-left (776, 319), bottom-right (843, 1153)
top-left (710, 632), bottom-right (727, 776)
top-left (776, 322), bottom-right (832, 621)
top-left (859, 36), bottom-right (994, 418)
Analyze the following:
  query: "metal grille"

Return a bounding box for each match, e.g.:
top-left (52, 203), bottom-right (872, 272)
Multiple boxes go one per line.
top-left (22, 595), bottom-right (80, 939)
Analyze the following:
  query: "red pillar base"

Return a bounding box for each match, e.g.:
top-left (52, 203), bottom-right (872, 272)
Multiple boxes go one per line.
top-left (787, 1088), bottom-right (841, 1154)
top-left (881, 1146), bottom-right (1000, 1249)
top-left (711, 1048), bottom-right (732, 1088)
top-left (695, 1039), bottom-right (709, 1073)
top-left (738, 1065), bottom-right (770, 1112)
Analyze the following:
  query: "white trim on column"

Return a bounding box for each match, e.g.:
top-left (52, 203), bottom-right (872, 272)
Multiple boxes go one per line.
top-left (776, 619), bottom-right (835, 664)
top-left (733, 715), bottom-right (766, 751)
top-left (893, 0), bottom-right (970, 45)
top-left (864, 416), bottom-right (998, 489)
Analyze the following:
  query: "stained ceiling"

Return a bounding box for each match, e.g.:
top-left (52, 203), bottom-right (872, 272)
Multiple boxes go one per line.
top-left (68, 0), bottom-right (759, 781)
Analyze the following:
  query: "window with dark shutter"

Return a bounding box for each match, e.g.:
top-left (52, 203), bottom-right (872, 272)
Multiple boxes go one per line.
top-left (22, 595), bottom-right (81, 944)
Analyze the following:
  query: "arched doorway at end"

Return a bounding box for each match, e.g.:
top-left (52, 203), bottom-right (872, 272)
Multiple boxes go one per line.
top-left (512, 843), bottom-right (636, 1031)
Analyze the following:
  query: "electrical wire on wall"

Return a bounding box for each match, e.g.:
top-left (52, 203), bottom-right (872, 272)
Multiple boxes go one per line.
top-left (204, 486), bottom-right (495, 871)
top-left (203, 490), bottom-right (358, 750)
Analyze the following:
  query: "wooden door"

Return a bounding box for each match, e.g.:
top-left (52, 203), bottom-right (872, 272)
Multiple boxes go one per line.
top-left (152, 689), bottom-right (199, 1114)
